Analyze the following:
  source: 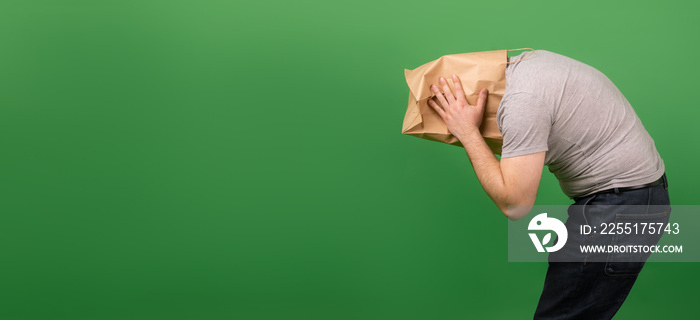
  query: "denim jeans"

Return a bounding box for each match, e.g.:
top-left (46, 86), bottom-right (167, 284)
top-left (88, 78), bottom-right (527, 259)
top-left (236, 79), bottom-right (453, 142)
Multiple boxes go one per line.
top-left (533, 173), bottom-right (670, 320)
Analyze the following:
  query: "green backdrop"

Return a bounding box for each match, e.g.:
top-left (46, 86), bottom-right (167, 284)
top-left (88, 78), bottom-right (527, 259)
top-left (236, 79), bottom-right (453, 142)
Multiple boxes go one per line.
top-left (1, 0), bottom-right (697, 319)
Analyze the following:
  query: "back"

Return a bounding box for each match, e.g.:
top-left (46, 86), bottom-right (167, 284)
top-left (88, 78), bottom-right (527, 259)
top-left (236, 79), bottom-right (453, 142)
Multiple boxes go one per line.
top-left (496, 49), bottom-right (665, 199)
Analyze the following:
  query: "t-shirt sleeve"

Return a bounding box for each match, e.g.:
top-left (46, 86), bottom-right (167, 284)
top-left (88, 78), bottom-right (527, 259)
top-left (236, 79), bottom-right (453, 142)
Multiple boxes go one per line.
top-left (497, 91), bottom-right (552, 158)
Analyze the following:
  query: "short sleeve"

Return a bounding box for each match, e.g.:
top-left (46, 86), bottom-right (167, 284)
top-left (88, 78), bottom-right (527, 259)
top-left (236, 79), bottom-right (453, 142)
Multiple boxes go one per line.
top-left (497, 91), bottom-right (551, 158)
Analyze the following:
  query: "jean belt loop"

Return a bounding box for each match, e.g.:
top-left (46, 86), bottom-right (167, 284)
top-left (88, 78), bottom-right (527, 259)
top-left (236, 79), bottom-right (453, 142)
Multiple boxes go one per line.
top-left (663, 173), bottom-right (668, 189)
top-left (613, 187), bottom-right (621, 195)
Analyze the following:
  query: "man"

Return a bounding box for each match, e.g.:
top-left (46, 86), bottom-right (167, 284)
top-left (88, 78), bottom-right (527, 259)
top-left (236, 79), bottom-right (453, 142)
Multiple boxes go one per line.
top-left (426, 49), bottom-right (669, 319)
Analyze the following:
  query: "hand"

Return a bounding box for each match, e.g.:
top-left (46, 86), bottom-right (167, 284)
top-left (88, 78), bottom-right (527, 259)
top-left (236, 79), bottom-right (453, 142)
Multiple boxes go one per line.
top-left (427, 74), bottom-right (488, 141)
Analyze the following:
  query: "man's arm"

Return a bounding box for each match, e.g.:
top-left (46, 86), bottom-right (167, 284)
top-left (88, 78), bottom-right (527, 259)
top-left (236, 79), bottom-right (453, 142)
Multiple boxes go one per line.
top-left (458, 126), bottom-right (545, 220)
top-left (427, 75), bottom-right (545, 221)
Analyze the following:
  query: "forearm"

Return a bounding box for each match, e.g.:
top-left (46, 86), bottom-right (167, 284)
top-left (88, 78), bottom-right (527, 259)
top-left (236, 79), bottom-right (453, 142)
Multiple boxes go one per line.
top-left (457, 127), bottom-right (510, 215)
top-left (424, 77), bottom-right (538, 219)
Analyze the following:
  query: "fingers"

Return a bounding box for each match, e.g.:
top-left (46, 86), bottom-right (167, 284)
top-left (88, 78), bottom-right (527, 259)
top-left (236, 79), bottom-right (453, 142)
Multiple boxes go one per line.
top-left (427, 98), bottom-right (446, 118)
top-left (452, 74), bottom-right (468, 105)
top-left (439, 77), bottom-right (456, 104)
top-left (430, 83), bottom-right (450, 111)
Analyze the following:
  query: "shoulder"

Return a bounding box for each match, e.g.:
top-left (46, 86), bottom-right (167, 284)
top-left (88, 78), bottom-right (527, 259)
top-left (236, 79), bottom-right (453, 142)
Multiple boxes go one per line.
top-left (498, 91), bottom-right (547, 114)
top-left (497, 91), bottom-right (552, 130)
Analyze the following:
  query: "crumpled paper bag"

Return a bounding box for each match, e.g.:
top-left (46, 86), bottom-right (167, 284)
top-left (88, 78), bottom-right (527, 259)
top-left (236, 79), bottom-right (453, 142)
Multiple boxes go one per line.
top-left (402, 48), bottom-right (532, 155)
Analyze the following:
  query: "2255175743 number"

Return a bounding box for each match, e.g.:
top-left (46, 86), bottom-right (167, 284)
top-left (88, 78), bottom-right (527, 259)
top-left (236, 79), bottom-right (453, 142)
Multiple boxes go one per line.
top-left (598, 222), bottom-right (679, 235)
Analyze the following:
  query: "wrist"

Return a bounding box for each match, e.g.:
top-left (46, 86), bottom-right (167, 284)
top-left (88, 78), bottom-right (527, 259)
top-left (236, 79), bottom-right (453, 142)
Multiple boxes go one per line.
top-left (456, 125), bottom-right (482, 143)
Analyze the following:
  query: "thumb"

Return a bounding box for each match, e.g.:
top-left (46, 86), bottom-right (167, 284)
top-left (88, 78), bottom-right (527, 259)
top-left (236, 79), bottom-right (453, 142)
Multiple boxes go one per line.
top-left (476, 88), bottom-right (489, 110)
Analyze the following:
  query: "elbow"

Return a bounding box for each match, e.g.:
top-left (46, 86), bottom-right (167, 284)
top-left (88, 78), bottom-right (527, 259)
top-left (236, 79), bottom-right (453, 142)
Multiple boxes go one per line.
top-left (496, 183), bottom-right (539, 220)
top-left (503, 205), bottom-right (533, 221)
top-left (498, 199), bottom-right (535, 221)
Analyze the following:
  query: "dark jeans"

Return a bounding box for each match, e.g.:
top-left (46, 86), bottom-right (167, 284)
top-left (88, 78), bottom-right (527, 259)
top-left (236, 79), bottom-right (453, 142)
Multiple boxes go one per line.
top-left (534, 173), bottom-right (670, 320)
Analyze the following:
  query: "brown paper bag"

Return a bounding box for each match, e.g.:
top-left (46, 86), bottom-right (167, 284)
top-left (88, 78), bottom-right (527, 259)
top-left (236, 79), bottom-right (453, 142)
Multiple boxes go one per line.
top-left (402, 48), bottom-right (534, 155)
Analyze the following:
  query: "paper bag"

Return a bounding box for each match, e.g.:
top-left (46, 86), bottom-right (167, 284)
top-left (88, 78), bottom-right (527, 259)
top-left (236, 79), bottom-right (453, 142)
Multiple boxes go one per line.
top-left (402, 48), bottom-right (534, 155)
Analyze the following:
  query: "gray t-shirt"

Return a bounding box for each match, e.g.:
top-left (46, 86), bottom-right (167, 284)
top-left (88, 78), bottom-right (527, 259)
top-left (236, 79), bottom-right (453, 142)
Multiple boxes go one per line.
top-left (497, 49), bottom-right (665, 199)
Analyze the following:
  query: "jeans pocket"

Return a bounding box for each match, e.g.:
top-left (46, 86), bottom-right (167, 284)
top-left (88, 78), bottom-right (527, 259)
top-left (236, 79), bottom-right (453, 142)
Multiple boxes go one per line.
top-left (604, 210), bottom-right (670, 276)
top-left (605, 261), bottom-right (646, 277)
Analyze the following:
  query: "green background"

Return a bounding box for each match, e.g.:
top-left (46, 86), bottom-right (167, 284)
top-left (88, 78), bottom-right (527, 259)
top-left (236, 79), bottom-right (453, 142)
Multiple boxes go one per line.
top-left (1, 0), bottom-right (698, 319)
